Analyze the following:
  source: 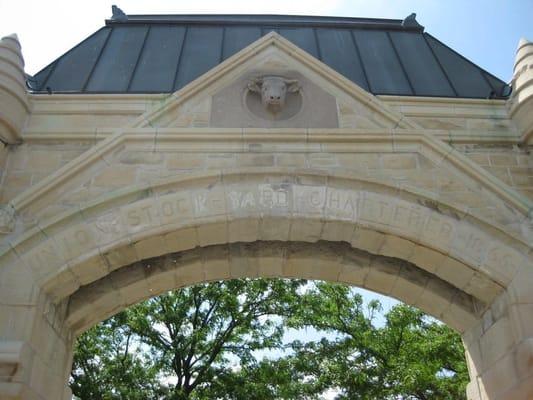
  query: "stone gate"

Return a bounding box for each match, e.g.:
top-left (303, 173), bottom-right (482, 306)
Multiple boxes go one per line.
top-left (0, 11), bottom-right (532, 400)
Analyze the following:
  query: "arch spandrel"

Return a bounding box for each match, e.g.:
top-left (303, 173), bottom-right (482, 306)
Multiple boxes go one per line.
top-left (1, 131), bottom-right (528, 250)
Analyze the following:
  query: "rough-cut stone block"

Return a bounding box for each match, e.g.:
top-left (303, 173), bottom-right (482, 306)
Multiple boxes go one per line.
top-left (480, 350), bottom-right (518, 398)
top-left (276, 154), bottom-right (306, 167)
top-left (202, 246), bottom-right (230, 282)
top-left (381, 153), bottom-right (417, 169)
top-left (289, 218), bottom-right (323, 242)
top-left (133, 235), bottom-right (168, 260)
top-left (103, 243), bottom-right (139, 272)
top-left (163, 227), bottom-right (198, 254)
top-left (480, 316), bottom-right (515, 370)
top-left (166, 153), bottom-right (205, 169)
top-left (228, 218), bottom-right (259, 243)
top-left (338, 251), bottom-right (370, 285)
top-left (379, 235), bottom-right (415, 260)
top-left (93, 166), bottom-right (136, 187)
top-left (350, 227), bottom-right (385, 255)
top-left (195, 221), bottom-right (227, 247)
top-left (435, 257), bottom-right (474, 291)
top-left (509, 303), bottom-right (533, 343)
top-left (259, 217), bottom-right (291, 241)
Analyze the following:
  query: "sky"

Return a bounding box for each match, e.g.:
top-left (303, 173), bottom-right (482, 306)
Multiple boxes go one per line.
top-left (1, 0), bottom-right (532, 81)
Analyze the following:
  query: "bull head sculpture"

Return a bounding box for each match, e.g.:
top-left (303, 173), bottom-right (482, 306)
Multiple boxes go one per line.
top-left (248, 76), bottom-right (300, 113)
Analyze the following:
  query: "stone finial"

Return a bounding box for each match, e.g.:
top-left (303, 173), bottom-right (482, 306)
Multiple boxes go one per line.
top-left (0, 33), bottom-right (28, 144)
top-left (111, 5), bottom-right (128, 21)
top-left (517, 37), bottom-right (531, 49)
top-left (0, 204), bottom-right (16, 234)
top-left (514, 37), bottom-right (532, 72)
top-left (401, 13), bottom-right (423, 29)
top-left (1, 33), bottom-right (21, 51)
top-left (511, 37), bottom-right (533, 142)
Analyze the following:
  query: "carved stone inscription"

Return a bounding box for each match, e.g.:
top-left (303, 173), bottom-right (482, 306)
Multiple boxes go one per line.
top-left (14, 183), bottom-right (522, 287)
top-left (116, 184), bottom-right (457, 244)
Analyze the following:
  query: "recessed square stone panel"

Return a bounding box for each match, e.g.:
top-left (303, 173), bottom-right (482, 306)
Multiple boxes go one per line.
top-left (210, 70), bottom-right (339, 128)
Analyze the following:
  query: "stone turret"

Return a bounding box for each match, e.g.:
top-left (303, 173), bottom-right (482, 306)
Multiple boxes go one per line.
top-left (0, 33), bottom-right (29, 144)
top-left (510, 37), bottom-right (533, 142)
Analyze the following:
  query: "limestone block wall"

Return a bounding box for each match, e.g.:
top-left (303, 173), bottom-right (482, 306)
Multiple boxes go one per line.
top-left (0, 139), bottom-right (526, 243)
top-left (461, 145), bottom-right (533, 199)
top-left (0, 140), bottom-right (92, 203)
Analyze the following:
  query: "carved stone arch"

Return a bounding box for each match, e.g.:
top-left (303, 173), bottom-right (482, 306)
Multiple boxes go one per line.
top-left (65, 241), bottom-right (485, 335)
top-left (0, 169), bottom-right (532, 400)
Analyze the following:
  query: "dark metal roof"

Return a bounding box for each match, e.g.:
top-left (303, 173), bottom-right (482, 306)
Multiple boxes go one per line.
top-left (28, 13), bottom-right (510, 99)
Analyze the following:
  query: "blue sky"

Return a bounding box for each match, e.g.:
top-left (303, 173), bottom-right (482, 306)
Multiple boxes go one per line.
top-left (335, 0), bottom-right (533, 82)
top-left (1, 0), bottom-right (532, 81)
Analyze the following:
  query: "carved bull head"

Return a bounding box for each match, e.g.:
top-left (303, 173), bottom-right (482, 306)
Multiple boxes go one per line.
top-left (248, 76), bottom-right (300, 113)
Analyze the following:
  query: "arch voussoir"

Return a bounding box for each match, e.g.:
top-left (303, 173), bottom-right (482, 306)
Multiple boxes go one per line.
top-left (65, 241), bottom-right (482, 336)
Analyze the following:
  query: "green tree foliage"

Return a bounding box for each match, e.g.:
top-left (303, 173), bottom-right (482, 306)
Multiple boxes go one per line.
top-left (70, 312), bottom-right (162, 399)
top-left (284, 281), bottom-right (469, 400)
top-left (71, 279), bottom-right (306, 399)
top-left (71, 279), bottom-right (468, 400)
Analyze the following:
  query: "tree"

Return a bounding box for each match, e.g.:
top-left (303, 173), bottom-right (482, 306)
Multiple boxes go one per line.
top-left (285, 281), bottom-right (469, 400)
top-left (71, 279), bottom-right (469, 400)
top-left (70, 312), bottom-right (162, 399)
top-left (71, 278), bottom-right (307, 399)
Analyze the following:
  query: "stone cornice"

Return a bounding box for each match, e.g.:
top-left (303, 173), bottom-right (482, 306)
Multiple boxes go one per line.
top-left (21, 127), bottom-right (523, 145)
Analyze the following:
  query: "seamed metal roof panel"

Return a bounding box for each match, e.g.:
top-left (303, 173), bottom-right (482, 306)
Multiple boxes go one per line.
top-left (29, 13), bottom-right (510, 99)
top-left (389, 31), bottom-right (456, 97)
top-left (43, 28), bottom-right (111, 92)
top-left (129, 25), bottom-right (186, 92)
top-left (173, 26), bottom-right (224, 91)
top-left (85, 26), bottom-right (148, 92)
top-left (315, 28), bottom-right (369, 91)
top-left (222, 26), bottom-right (262, 60)
top-left (353, 30), bottom-right (413, 95)
top-left (425, 34), bottom-right (494, 98)
top-left (278, 27), bottom-right (320, 59)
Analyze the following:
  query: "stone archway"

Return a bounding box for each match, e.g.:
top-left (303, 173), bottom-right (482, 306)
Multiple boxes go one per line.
top-left (1, 22), bottom-right (532, 400)
top-left (1, 169), bottom-right (531, 400)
